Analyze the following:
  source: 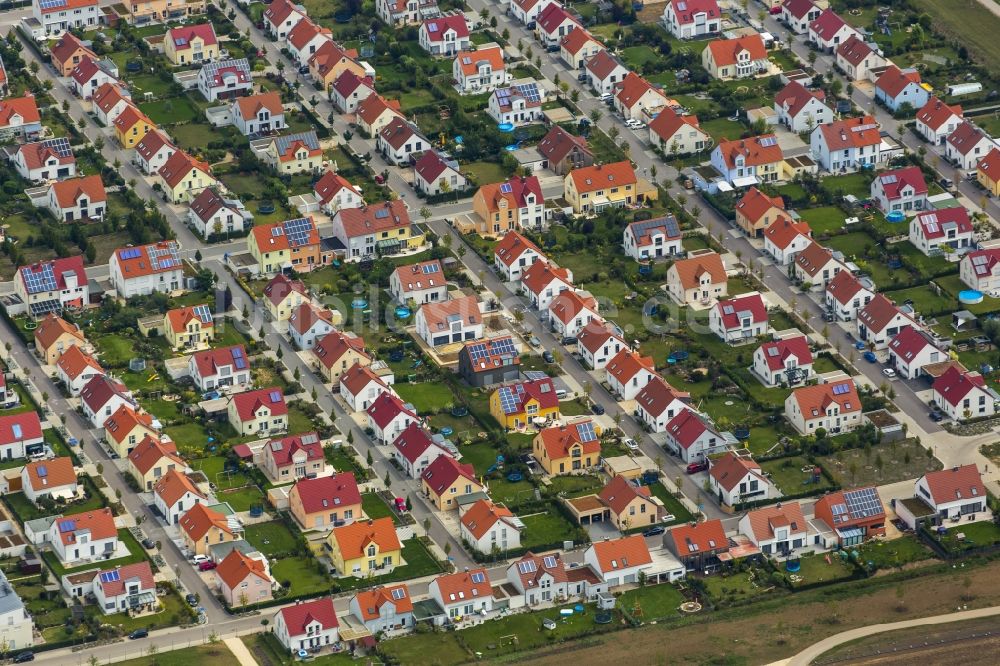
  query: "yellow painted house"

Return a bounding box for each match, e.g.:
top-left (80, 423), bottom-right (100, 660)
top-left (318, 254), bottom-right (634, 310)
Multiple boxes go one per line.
top-left (263, 274), bottom-right (309, 322)
top-left (164, 304), bottom-right (215, 350)
top-left (104, 405), bottom-right (159, 459)
top-left (533, 418), bottom-right (602, 476)
top-left (163, 23), bottom-right (219, 66)
top-left (420, 455), bottom-right (485, 511)
top-left (158, 150), bottom-right (217, 204)
top-left (978, 148), bottom-right (1000, 198)
top-left (564, 161), bottom-right (656, 215)
top-left (112, 105), bottom-right (155, 149)
top-left (127, 435), bottom-right (186, 492)
top-left (488, 377), bottom-right (561, 430)
top-left (326, 517), bottom-right (402, 577)
top-left (179, 502), bottom-right (242, 556)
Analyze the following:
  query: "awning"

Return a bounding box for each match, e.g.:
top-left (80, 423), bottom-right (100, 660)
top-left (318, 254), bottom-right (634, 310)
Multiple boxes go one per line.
top-left (715, 181), bottom-right (734, 192)
top-left (591, 195), bottom-right (611, 207)
top-left (731, 175), bottom-right (759, 188)
top-left (836, 526), bottom-right (864, 540)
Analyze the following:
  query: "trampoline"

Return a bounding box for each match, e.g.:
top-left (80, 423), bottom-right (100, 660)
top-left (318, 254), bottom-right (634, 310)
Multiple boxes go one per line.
top-left (440, 426), bottom-right (454, 436)
top-left (786, 559), bottom-right (801, 573)
top-left (451, 406), bottom-right (469, 417)
top-left (258, 201), bottom-right (276, 214)
top-left (733, 428), bottom-right (750, 441)
top-left (595, 611), bottom-right (613, 624)
top-left (389, 350), bottom-right (405, 362)
top-left (669, 350), bottom-right (689, 361)
top-left (506, 471), bottom-right (523, 482)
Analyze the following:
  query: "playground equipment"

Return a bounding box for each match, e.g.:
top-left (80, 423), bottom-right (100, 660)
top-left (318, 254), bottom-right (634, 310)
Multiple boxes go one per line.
top-left (733, 427), bottom-right (750, 441)
top-left (258, 201), bottom-right (276, 214)
top-left (451, 406), bottom-right (469, 417)
top-left (440, 426), bottom-right (453, 436)
top-left (249, 504), bottom-right (264, 518)
top-left (506, 471), bottom-right (523, 482)
top-left (389, 349), bottom-right (405, 362)
top-left (147, 373), bottom-right (159, 382)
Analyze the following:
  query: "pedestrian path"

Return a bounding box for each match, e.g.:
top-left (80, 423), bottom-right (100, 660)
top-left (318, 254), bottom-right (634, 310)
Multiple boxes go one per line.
top-left (224, 636), bottom-right (260, 666)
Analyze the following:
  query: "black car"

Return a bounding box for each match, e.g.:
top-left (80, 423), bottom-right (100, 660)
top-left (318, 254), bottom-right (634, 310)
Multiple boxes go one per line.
top-left (129, 629), bottom-right (149, 640)
top-left (939, 177), bottom-right (954, 191)
top-left (929, 410), bottom-right (944, 422)
top-left (141, 538), bottom-right (156, 549)
top-left (13, 652), bottom-right (34, 663)
top-left (185, 593), bottom-right (199, 607)
top-left (642, 526), bottom-right (665, 537)
top-left (577, 72), bottom-right (587, 82)
top-left (560, 336), bottom-right (577, 346)
top-left (542, 351), bottom-right (555, 363)
top-left (591, 403), bottom-right (606, 415)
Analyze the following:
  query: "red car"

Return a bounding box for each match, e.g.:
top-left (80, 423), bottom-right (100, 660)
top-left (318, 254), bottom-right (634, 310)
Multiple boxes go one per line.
top-left (686, 461), bottom-right (708, 474)
top-left (769, 5), bottom-right (782, 14)
top-left (198, 560), bottom-right (217, 571)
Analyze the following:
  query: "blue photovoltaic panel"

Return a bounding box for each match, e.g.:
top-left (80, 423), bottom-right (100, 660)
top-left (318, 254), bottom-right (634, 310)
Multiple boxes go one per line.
top-left (147, 242), bottom-right (180, 271)
top-left (119, 247), bottom-right (141, 260)
top-left (498, 386), bottom-right (519, 415)
top-left (517, 560), bottom-right (536, 574)
top-left (499, 183), bottom-right (512, 194)
top-left (192, 304), bottom-right (213, 324)
top-left (269, 390), bottom-right (282, 403)
top-left (542, 555), bottom-right (557, 569)
top-left (374, 208), bottom-right (390, 219)
top-left (470, 572), bottom-right (485, 583)
top-left (831, 383), bottom-right (851, 395)
top-left (11, 424), bottom-right (22, 439)
top-left (58, 519), bottom-right (76, 533)
top-left (274, 131), bottom-right (320, 157)
top-left (41, 137), bottom-right (72, 158)
top-left (283, 217), bottom-right (314, 248)
top-left (843, 486), bottom-right (884, 519)
top-left (231, 347), bottom-right (247, 370)
top-left (39, 0), bottom-right (68, 9)
top-left (421, 263), bottom-right (440, 274)
top-left (99, 570), bottom-right (120, 583)
top-left (391, 587), bottom-right (405, 600)
top-left (523, 371), bottom-right (547, 381)
top-left (22, 262), bottom-right (58, 295)
top-left (36, 465), bottom-right (47, 478)
top-left (575, 421), bottom-right (596, 443)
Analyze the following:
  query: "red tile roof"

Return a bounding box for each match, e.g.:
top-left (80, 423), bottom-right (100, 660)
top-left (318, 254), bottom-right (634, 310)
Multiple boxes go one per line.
top-left (668, 519), bottom-right (728, 555)
top-left (888, 326), bottom-right (935, 363)
top-left (666, 408), bottom-right (718, 449)
top-left (56, 345), bottom-right (103, 381)
top-left (179, 502), bottom-right (235, 541)
top-left (393, 423), bottom-right (441, 463)
top-left (521, 261), bottom-right (572, 296)
top-left (858, 293), bottom-right (909, 333)
top-left (335, 200), bottom-right (410, 238)
top-left (835, 34), bottom-right (874, 67)
top-left (191, 344), bottom-right (248, 379)
top-left (606, 348), bottom-right (655, 384)
top-left (873, 166), bottom-right (927, 202)
top-left (758, 335), bottom-right (812, 372)
top-left (314, 330), bottom-right (369, 370)
top-left (278, 597), bottom-right (339, 636)
top-left (95, 561), bottom-right (154, 597)
top-left (292, 473), bottom-right (361, 514)
top-left (667, 0), bottom-right (719, 24)
top-left (536, 3), bottom-right (579, 35)
top-left (331, 517), bottom-right (401, 559)
top-left (585, 50), bottom-right (625, 80)
top-left (264, 274), bottom-right (309, 307)
top-left (340, 362), bottom-right (389, 399)
top-left (560, 28), bottom-right (602, 56)
top-left (433, 568), bottom-right (492, 605)
top-left (153, 469), bottom-right (205, 507)
top-left (421, 15), bottom-right (468, 42)
top-left (736, 187), bottom-right (785, 224)
top-left (933, 366), bottom-right (989, 408)
top-left (809, 9), bottom-right (849, 41)
top-left (34, 313), bottom-right (85, 351)
top-left (783, 0), bottom-right (817, 20)
top-left (288, 301), bottom-right (335, 336)
top-left (165, 304), bottom-right (214, 334)
top-left (921, 464), bottom-right (985, 506)
top-left (417, 295), bottom-right (481, 333)
top-left (37, 0), bottom-right (95, 12)
top-left (366, 392), bottom-right (416, 429)
top-left (23, 456), bottom-right (76, 491)
top-left (706, 34), bottom-right (766, 68)
top-left (414, 151), bottom-right (456, 185)
top-left (288, 18), bottom-right (331, 51)
top-left (875, 65), bottom-right (921, 99)
top-left (916, 97), bottom-right (962, 131)
top-left (266, 432), bottom-right (323, 468)
top-left (230, 387), bottom-right (288, 421)
top-left (793, 241), bottom-right (839, 279)
top-left (55, 508), bottom-right (116, 546)
top-left (0, 412), bottom-right (43, 447)
top-left (649, 106), bottom-right (705, 144)
top-left (548, 290), bottom-right (597, 325)
top-left (168, 23), bottom-right (218, 49)
top-left (460, 499), bottom-right (517, 540)
top-left (577, 320), bottom-right (622, 355)
top-left (50, 33), bottom-right (96, 67)
top-left (356, 94), bottom-right (402, 127)
top-left (393, 259), bottom-right (445, 294)
top-left (792, 380), bottom-right (861, 419)
top-left (744, 502), bottom-right (807, 542)
top-left (314, 169), bottom-right (361, 205)
top-left (80, 376), bottom-right (132, 419)
top-left (353, 584), bottom-right (413, 620)
top-left (536, 418), bottom-right (601, 460)
top-left (234, 91), bottom-right (283, 122)
top-left (455, 45), bottom-right (504, 77)
top-left (914, 207), bottom-right (972, 240)
top-left (0, 96), bottom-right (41, 127)
top-left (128, 435), bottom-right (182, 477)
top-left (568, 160), bottom-right (636, 194)
top-left (598, 475), bottom-right (653, 516)
top-left (477, 175), bottom-right (544, 215)
top-left (16, 139), bottom-right (76, 171)
top-left (589, 535), bottom-right (651, 572)
top-left (635, 376), bottom-right (690, 417)
top-left (158, 150), bottom-right (211, 190)
top-left (51, 175), bottom-right (106, 208)
top-left (714, 292), bottom-right (768, 329)
top-left (978, 147), bottom-right (1000, 178)
top-left (494, 231), bottom-right (542, 267)
top-left (763, 215), bottom-right (811, 250)
top-left (217, 550), bottom-right (270, 589)
top-left (715, 135), bottom-right (783, 169)
top-left (536, 125), bottom-right (591, 164)
top-left (775, 80), bottom-right (826, 118)
top-left (421, 455), bottom-right (477, 496)
top-left (93, 83), bottom-right (130, 116)
top-left (308, 40), bottom-right (360, 78)
top-left (669, 253), bottom-right (726, 290)
top-left (825, 269), bottom-right (868, 306)
top-left (710, 452), bottom-right (765, 492)
top-left (818, 115), bottom-right (881, 150)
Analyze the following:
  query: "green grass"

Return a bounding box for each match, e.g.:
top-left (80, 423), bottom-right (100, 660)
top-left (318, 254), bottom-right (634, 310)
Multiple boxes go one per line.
top-left (170, 122), bottom-right (225, 151)
top-left (912, 0), bottom-right (1000, 66)
top-left (519, 508), bottom-right (584, 552)
top-left (139, 96), bottom-right (201, 125)
top-left (93, 333), bottom-right (139, 367)
top-left (790, 553), bottom-right (857, 587)
top-left (703, 566), bottom-right (780, 604)
top-left (394, 382), bottom-right (454, 414)
top-left (759, 456), bottom-right (834, 495)
top-left (114, 644), bottom-right (241, 666)
top-left (86, 589), bottom-right (192, 634)
top-left (334, 538), bottom-right (443, 591)
top-left (4, 482), bottom-right (104, 522)
top-left (820, 172), bottom-right (873, 199)
top-left (620, 45), bottom-right (661, 70)
top-left (699, 117), bottom-right (746, 142)
top-left (361, 492), bottom-right (400, 524)
top-left (217, 485), bottom-right (265, 511)
top-left (618, 583), bottom-right (684, 620)
top-left (287, 404), bottom-right (319, 436)
top-left (800, 206), bottom-right (848, 235)
top-left (163, 421), bottom-right (215, 457)
top-left (462, 160), bottom-right (511, 186)
top-left (935, 521), bottom-right (1000, 553)
top-left (457, 441), bottom-right (501, 476)
top-left (559, 398), bottom-right (590, 417)
top-left (647, 482), bottom-right (695, 524)
top-left (936, 273), bottom-right (1000, 316)
top-left (546, 474), bottom-right (603, 497)
top-left (244, 520), bottom-right (300, 558)
top-left (882, 284), bottom-right (955, 317)
top-left (379, 632), bottom-right (469, 666)
top-left (272, 556), bottom-right (332, 598)
top-left (856, 534), bottom-right (933, 569)
top-left (243, 632), bottom-right (360, 666)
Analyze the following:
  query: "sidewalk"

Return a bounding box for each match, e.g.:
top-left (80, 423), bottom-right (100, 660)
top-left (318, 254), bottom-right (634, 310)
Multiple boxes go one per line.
top-left (224, 636), bottom-right (259, 666)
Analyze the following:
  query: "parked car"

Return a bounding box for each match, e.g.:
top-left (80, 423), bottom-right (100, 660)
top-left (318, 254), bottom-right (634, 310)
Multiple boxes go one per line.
top-left (939, 177), bottom-right (954, 191)
top-left (129, 629), bottom-right (149, 640)
top-left (863, 351), bottom-right (877, 362)
top-left (529, 335), bottom-right (542, 348)
top-left (854, 341), bottom-right (867, 350)
top-left (141, 538), bottom-right (156, 550)
top-left (198, 560), bottom-right (217, 571)
top-left (591, 403), bottom-right (606, 415)
top-left (13, 652), bottom-right (34, 663)
top-left (185, 593), bottom-right (199, 607)
top-left (191, 554), bottom-right (209, 564)
top-left (542, 351), bottom-right (555, 363)
top-left (822, 312), bottom-right (835, 322)
top-left (686, 461), bottom-right (708, 474)
top-left (577, 72), bottom-right (588, 82)
top-left (642, 526), bottom-right (665, 537)
top-left (560, 336), bottom-right (578, 346)
top-left (882, 367), bottom-right (897, 378)
top-left (623, 438), bottom-right (639, 452)
top-left (929, 410), bottom-right (945, 422)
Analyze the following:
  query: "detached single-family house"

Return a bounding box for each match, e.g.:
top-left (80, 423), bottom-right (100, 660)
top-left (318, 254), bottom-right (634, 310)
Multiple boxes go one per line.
top-left (460, 499), bottom-right (522, 554)
top-left (55, 345), bottom-right (104, 397)
top-left (330, 71), bottom-right (374, 113)
top-left (0, 412), bottom-right (44, 461)
top-left (520, 261), bottom-right (573, 311)
top-left (349, 584), bottom-right (413, 634)
top-left (472, 175), bottom-right (545, 236)
top-left (308, 40), bottom-right (366, 92)
top-left (164, 23), bottom-right (219, 65)
top-left (664, 408), bottom-right (727, 463)
top-left (429, 569), bottom-right (493, 620)
top-left (390, 259), bottom-right (447, 305)
top-left (857, 294), bottom-right (915, 350)
top-left (179, 502), bottom-right (242, 557)
top-left (664, 519), bottom-right (730, 571)
top-left (634, 376), bottom-right (690, 433)
top-left (418, 15), bottom-right (469, 56)
top-left (128, 436), bottom-right (186, 493)
top-left (48, 508), bottom-right (118, 567)
top-left (662, 0), bottom-right (720, 39)
top-left (261, 131), bottom-right (324, 175)
top-left (785, 380), bottom-right (862, 435)
top-left (487, 81), bottom-right (545, 126)
top-left (534, 3), bottom-right (579, 48)
top-left (413, 151), bottom-right (467, 196)
top-left (453, 45), bottom-right (508, 94)
top-left (599, 474), bottom-right (665, 530)
top-left (286, 18), bottom-right (333, 66)
top-left (701, 34), bottom-right (769, 80)
top-left (808, 9), bottom-right (858, 52)
top-left (735, 187), bottom-right (786, 237)
top-left (763, 216), bottom-right (812, 265)
top-left (313, 330), bottom-right (371, 385)
top-left (613, 73), bottom-right (668, 122)
top-left (330, 200), bottom-right (425, 262)
top-left (21, 457), bottom-right (77, 504)
top-left (711, 135), bottom-right (784, 185)
top-left (328, 517), bottom-right (402, 576)
top-left (197, 59), bottom-right (253, 102)
top-left (232, 91), bottom-right (285, 136)
top-left (875, 65), bottom-right (928, 114)
top-left (709, 292), bottom-right (769, 344)
top-left (288, 472), bottom-right (362, 530)
top-left (532, 418), bottom-right (602, 476)
top-left (494, 231), bottom-right (543, 281)
top-left (813, 486), bottom-right (887, 546)
top-left (273, 597), bottom-right (340, 652)
top-left (457, 336), bottom-right (520, 388)
top-left (227, 387), bottom-right (288, 436)
top-left (421, 456), bottom-right (483, 511)
top-left (709, 452), bottom-right (773, 507)
top-left (825, 270), bottom-right (875, 321)
top-left (157, 150), bottom-right (216, 204)
top-left (153, 469), bottom-right (205, 526)
top-left (623, 215), bottom-right (682, 261)
top-left (112, 104), bottom-right (154, 149)
top-left (134, 129), bottom-right (175, 176)
top-left (264, 0), bottom-right (308, 40)
top-left (15, 255), bottom-right (88, 320)
top-left (909, 207), bottom-right (974, 256)
top-left (810, 115), bottom-right (882, 172)
top-left (414, 295), bottom-right (483, 347)
top-left (774, 80), bottom-right (831, 132)
top-left (577, 320), bottom-right (628, 370)
top-left (355, 94), bottom-right (403, 137)
top-left (91, 561), bottom-right (157, 615)
top-left (583, 535), bottom-right (656, 587)
top-left (946, 121), bottom-right (997, 171)
top-left (790, 241), bottom-right (844, 290)
top-left (339, 362), bottom-right (393, 413)
top-left (871, 166), bottom-right (928, 213)
top-left (377, 117), bottom-right (429, 166)
top-left (585, 50), bottom-right (629, 96)
top-left (393, 422), bottom-right (452, 479)
top-left (188, 345), bottom-right (251, 392)
top-left (887, 326), bottom-right (942, 379)
top-left (81, 376), bottom-right (135, 430)
top-left (960, 247), bottom-right (1000, 293)
top-left (313, 170), bottom-right (363, 215)
top-left (648, 107), bottom-right (711, 156)
top-left (559, 28), bottom-right (604, 70)
top-left (7, 138), bottom-right (77, 182)
top-left (188, 187), bottom-right (253, 238)
top-left (103, 404), bottom-right (157, 458)
top-left (50, 32), bottom-right (97, 76)
top-left (34, 313), bottom-right (86, 365)
top-left (834, 35), bottom-right (885, 82)
top-left (44, 175), bottom-right (106, 222)
top-left (752, 334), bottom-right (813, 387)
top-left (163, 304), bottom-right (214, 351)
top-left (366, 392), bottom-right (418, 444)
top-left (979, 149), bottom-right (1000, 198)
top-left (511, 0), bottom-right (559, 26)
top-left (932, 367), bottom-right (1000, 421)
top-left (916, 97), bottom-right (963, 146)
top-left (536, 125), bottom-right (593, 175)
top-left (261, 432), bottom-right (326, 485)
top-left (505, 552), bottom-right (570, 607)
top-left (909, 465), bottom-right (987, 525)
top-left (288, 302), bottom-right (337, 350)
top-left (489, 376), bottom-right (560, 430)
top-left (264, 275), bottom-right (309, 323)
top-left (738, 502), bottom-right (813, 556)
top-left (68, 57), bottom-right (116, 100)
top-left (781, 0), bottom-right (820, 34)
top-left (92, 83), bottom-right (131, 127)
top-left (547, 290), bottom-right (599, 339)
top-left (0, 96), bottom-right (42, 141)
top-left (665, 253), bottom-right (727, 307)
top-left (217, 550), bottom-right (273, 607)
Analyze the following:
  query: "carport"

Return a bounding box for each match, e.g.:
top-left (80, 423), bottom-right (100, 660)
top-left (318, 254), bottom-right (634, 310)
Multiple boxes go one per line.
top-left (564, 495), bottom-right (609, 525)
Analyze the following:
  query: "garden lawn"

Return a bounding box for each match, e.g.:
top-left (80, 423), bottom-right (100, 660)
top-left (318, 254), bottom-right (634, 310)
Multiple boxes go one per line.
top-left (243, 633), bottom-right (358, 666)
top-left (394, 382), bottom-right (454, 414)
top-left (379, 632), bottom-right (468, 665)
top-left (115, 644), bottom-right (241, 666)
top-left (170, 123), bottom-right (223, 150)
top-left (936, 521), bottom-right (1000, 553)
top-left (139, 96), bottom-right (200, 125)
top-left (271, 556), bottom-right (331, 597)
top-left (857, 534), bottom-right (933, 569)
top-left (882, 284), bottom-right (955, 317)
top-left (463, 160), bottom-right (511, 185)
top-left (93, 333), bottom-right (138, 367)
top-left (4, 483), bottom-right (104, 522)
top-left (621, 45), bottom-right (660, 70)
top-left (820, 172), bottom-right (873, 199)
top-left (937, 273), bottom-right (1000, 316)
top-left (43, 529), bottom-right (148, 577)
top-left (759, 456), bottom-right (834, 495)
top-left (800, 206), bottom-right (847, 235)
top-left (163, 421), bottom-right (214, 456)
top-left (518, 507), bottom-right (582, 552)
top-left (699, 117), bottom-right (746, 142)
top-left (559, 398), bottom-right (590, 417)
top-left (456, 602), bottom-right (615, 656)
top-left (703, 567), bottom-right (780, 604)
top-left (335, 538), bottom-right (443, 591)
top-left (547, 474), bottom-right (602, 497)
top-left (244, 520), bottom-right (300, 558)
top-left (190, 455), bottom-right (246, 490)
top-left (647, 482), bottom-right (694, 524)
top-left (895, 241), bottom-right (957, 280)
top-left (791, 553), bottom-right (857, 587)
top-left (618, 583), bottom-right (684, 620)
top-left (87, 589), bottom-right (191, 634)
top-left (362, 492), bottom-right (399, 524)
top-left (457, 441), bottom-right (501, 475)
top-left (218, 485), bottom-right (265, 511)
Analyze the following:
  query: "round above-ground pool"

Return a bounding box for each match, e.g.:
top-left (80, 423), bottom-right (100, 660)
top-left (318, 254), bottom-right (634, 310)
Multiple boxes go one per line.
top-left (258, 201), bottom-right (276, 214)
top-left (786, 559), bottom-right (801, 573)
top-left (352, 298), bottom-right (368, 309)
top-left (505, 144), bottom-right (518, 151)
top-left (497, 122), bottom-right (515, 132)
top-left (440, 426), bottom-right (453, 436)
top-left (506, 471), bottom-right (523, 482)
top-left (960, 290), bottom-right (985, 305)
top-left (395, 306), bottom-right (411, 319)
top-left (886, 210), bottom-right (905, 223)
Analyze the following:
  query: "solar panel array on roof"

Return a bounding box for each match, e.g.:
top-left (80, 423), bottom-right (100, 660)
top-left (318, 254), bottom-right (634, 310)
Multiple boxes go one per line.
top-left (22, 262), bottom-right (58, 295)
top-left (58, 519), bottom-right (77, 533)
top-left (148, 243), bottom-right (181, 271)
top-left (99, 570), bottom-right (121, 584)
top-left (29, 299), bottom-right (62, 318)
top-left (462, 56), bottom-right (472, 65)
top-left (831, 383), bottom-right (851, 395)
top-left (880, 174), bottom-right (897, 184)
top-left (575, 421), bottom-right (597, 442)
top-left (517, 560), bottom-right (537, 574)
top-left (374, 208), bottom-right (390, 219)
top-left (722, 304), bottom-right (734, 315)
top-left (192, 304), bottom-right (213, 324)
top-left (758, 136), bottom-right (777, 147)
top-left (231, 347), bottom-right (247, 370)
top-left (499, 183), bottom-right (513, 194)
top-left (175, 36), bottom-right (188, 46)
top-left (39, 0), bottom-right (68, 9)
top-left (269, 390), bottom-right (282, 403)
top-left (843, 486), bottom-right (884, 519)
top-left (542, 555), bottom-right (557, 568)
top-left (421, 263), bottom-right (440, 274)
top-left (203, 58), bottom-right (250, 82)
top-left (282, 217), bottom-right (314, 248)
top-left (523, 371), bottom-right (548, 381)
top-left (37, 465), bottom-right (47, 478)
top-left (274, 131), bottom-right (320, 157)
top-left (630, 215), bottom-right (681, 242)
top-left (391, 587), bottom-right (406, 600)
top-left (767, 346), bottom-right (779, 356)
top-left (41, 137), bottom-right (72, 158)
top-left (467, 337), bottom-right (516, 362)
top-left (470, 572), bottom-right (486, 583)
top-left (497, 386), bottom-right (520, 414)
top-left (119, 247), bottom-right (142, 260)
